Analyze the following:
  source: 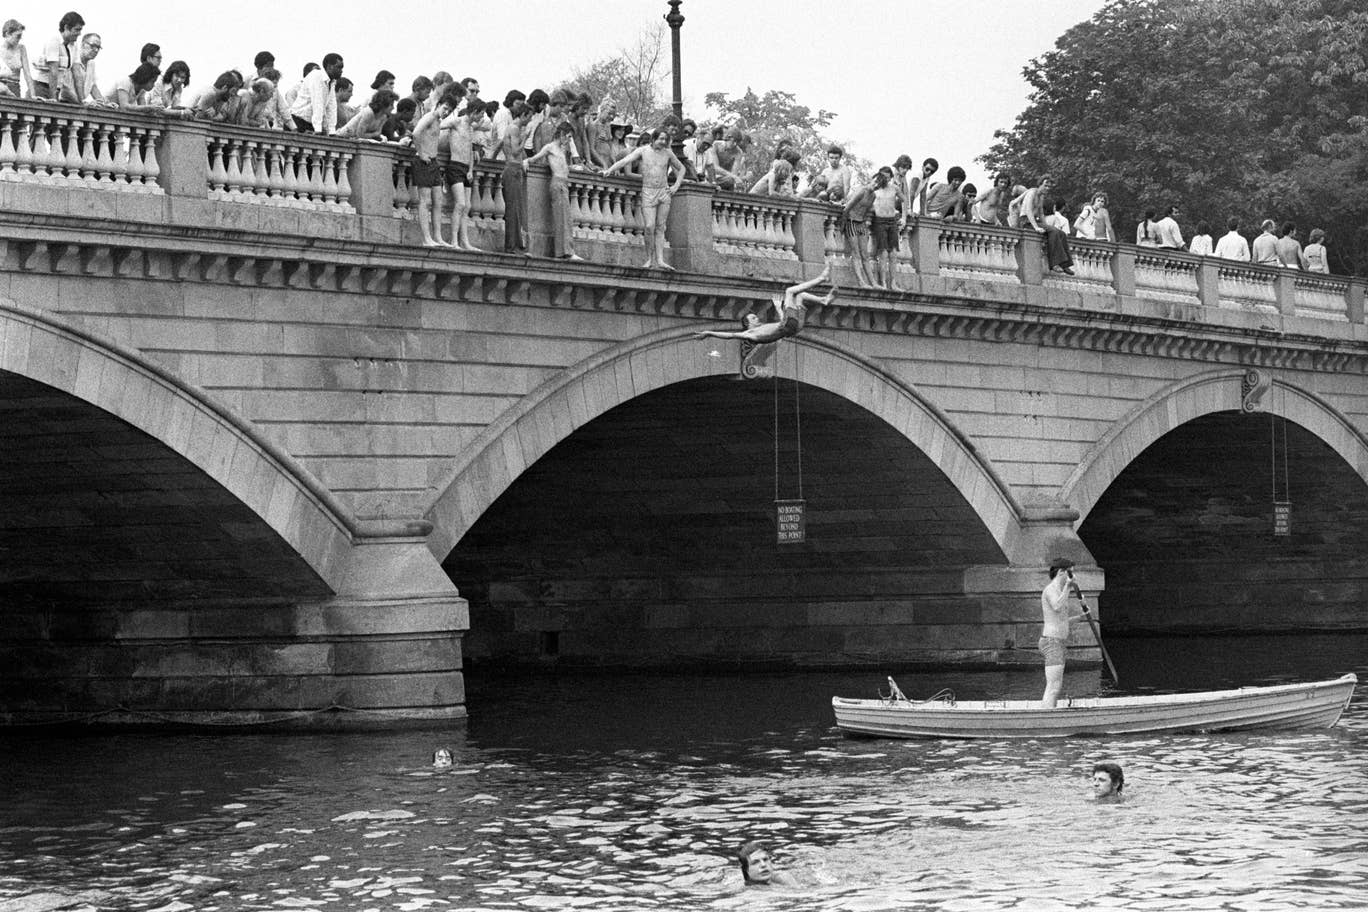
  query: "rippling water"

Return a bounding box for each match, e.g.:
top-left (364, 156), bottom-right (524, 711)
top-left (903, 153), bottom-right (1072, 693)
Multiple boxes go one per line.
top-left (2, 634), bottom-right (1367, 911)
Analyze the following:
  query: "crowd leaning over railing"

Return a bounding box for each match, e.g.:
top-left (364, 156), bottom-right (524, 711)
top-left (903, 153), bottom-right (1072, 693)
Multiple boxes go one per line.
top-left (0, 11), bottom-right (1341, 282)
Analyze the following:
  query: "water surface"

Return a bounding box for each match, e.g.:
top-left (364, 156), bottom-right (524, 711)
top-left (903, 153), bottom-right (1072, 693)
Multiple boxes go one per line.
top-left (2, 634), bottom-right (1367, 911)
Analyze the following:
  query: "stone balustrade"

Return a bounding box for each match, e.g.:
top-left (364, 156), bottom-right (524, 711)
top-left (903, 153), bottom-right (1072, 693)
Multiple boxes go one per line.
top-left (0, 103), bottom-right (162, 193)
top-left (0, 98), bottom-right (1362, 327)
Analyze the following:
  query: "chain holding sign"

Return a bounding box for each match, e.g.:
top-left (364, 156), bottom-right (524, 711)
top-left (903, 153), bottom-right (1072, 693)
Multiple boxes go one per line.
top-left (776, 499), bottom-right (806, 544)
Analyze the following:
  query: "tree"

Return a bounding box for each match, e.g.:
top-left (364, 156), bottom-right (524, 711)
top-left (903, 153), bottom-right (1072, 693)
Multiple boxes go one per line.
top-left (560, 28), bottom-right (672, 130)
top-left (981, 0), bottom-right (1368, 274)
top-left (704, 88), bottom-right (873, 185)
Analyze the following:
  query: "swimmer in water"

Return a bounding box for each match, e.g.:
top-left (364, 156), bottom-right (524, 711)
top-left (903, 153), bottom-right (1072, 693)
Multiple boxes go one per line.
top-left (692, 265), bottom-right (835, 345)
top-left (433, 748), bottom-right (453, 768)
top-left (737, 841), bottom-right (797, 886)
top-left (1091, 762), bottom-right (1124, 801)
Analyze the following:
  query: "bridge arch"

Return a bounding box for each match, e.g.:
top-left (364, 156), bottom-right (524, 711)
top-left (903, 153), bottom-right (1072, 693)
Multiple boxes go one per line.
top-left (1062, 368), bottom-right (1368, 524)
top-left (425, 327), bottom-right (1023, 559)
top-left (0, 297), bottom-right (357, 590)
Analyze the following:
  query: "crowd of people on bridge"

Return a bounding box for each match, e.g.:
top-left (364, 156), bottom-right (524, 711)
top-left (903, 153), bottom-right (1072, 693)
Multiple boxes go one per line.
top-left (0, 11), bottom-right (1337, 278)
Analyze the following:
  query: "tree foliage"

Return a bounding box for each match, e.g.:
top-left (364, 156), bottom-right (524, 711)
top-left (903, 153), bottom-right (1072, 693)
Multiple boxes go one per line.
top-left (703, 88), bottom-right (872, 183)
top-left (562, 28), bottom-right (672, 129)
top-left (981, 0), bottom-right (1368, 274)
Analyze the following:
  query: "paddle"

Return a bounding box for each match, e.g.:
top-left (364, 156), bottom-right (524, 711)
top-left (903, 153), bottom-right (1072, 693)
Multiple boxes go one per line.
top-left (1071, 583), bottom-right (1120, 685)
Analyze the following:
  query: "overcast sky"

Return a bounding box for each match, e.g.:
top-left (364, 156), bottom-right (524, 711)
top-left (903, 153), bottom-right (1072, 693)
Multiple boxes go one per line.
top-left (12, 0), bottom-right (1107, 190)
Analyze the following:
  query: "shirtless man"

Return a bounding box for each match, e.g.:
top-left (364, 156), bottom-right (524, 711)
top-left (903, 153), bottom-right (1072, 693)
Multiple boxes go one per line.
top-left (1040, 558), bottom-right (1089, 708)
top-left (692, 266), bottom-right (834, 344)
top-left (440, 93), bottom-right (487, 251)
top-left (603, 129), bottom-right (685, 269)
top-left (737, 842), bottom-right (797, 887)
top-left (405, 93), bottom-right (457, 247)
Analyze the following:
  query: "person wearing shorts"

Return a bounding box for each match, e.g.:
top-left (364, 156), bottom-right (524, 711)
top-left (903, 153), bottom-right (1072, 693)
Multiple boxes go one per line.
top-left (603, 128), bottom-right (685, 269)
top-left (1040, 557), bottom-right (1087, 708)
top-left (869, 166), bottom-right (902, 291)
top-left (840, 180), bottom-right (876, 289)
top-left (407, 92), bottom-right (456, 247)
top-left (440, 93), bottom-right (487, 251)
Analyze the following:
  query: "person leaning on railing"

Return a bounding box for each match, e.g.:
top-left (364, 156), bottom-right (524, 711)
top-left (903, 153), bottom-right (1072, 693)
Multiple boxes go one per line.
top-left (147, 59), bottom-right (192, 118)
top-left (194, 71), bottom-right (244, 123)
top-left (0, 19), bottom-right (36, 99)
top-left (109, 63), bottom-right (162, 114)
top-left (33, 10), bottom-right (83, 102)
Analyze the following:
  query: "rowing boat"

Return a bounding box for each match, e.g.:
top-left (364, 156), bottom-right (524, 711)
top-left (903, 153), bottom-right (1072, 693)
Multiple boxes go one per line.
top-left (832, 673), bottom-right (1358, 739)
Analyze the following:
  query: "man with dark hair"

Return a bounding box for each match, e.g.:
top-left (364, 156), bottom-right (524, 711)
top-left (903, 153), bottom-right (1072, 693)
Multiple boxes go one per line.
top-left (290, 52), bottom-right (342, 133)
top-left (141, 43), bottom-right (162, 67)
top-left (1275, 222), bottom-right (1307, 270)
top-left (35, 11), bottom-right (84, 100)
top-left (924, 165), bottom-right (966, 218)
top-left (899, 156), bottom-right (938, 227)
top-left (736, 841), bottom-right (797, 887)
top-left (1091, 762), bottom-right (1124, 800)
top-left (382, 97), bottom-right (417, 142)
top-left (692, 266), bottom-right (834, 343)
top-left (818, 145), bottom-right (852, 202)
top-left (334, 77), bottom-right (355, 128)
top-left (1021, 175), bottom-right (1075, 276)
top-left (252, 50), bottom-right (274, 73)
top-left (1215, 217), bottom-right (1250, 261)
top-left (525, 121), bottom-right (582, 261)
top-left (604, 128), bottom-right (687, 269)
top-left (1040, 557), bottom-right (1089, 707)
top-left (1156, 205), bottom-right (1185, 249)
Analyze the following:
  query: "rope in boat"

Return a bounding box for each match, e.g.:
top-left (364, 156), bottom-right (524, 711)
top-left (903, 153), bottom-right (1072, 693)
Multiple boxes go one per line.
top-left (882, 676), bottom-right (956, 705)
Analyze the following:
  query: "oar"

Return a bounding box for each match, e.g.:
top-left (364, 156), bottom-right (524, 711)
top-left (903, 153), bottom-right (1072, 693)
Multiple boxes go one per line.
top-left (1072, 585), bottom-right (1120, 685)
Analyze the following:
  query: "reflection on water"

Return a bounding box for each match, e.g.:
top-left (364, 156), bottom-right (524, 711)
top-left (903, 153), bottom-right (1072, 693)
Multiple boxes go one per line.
top-left (1, 634), bottom-right (1367, 911)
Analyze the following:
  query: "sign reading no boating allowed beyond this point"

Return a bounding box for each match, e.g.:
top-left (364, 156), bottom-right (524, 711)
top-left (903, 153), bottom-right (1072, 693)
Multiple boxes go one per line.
top-left (1273, 501), bottom-right (1291, 537)
top-left (776, 499), bottom-right (806, 544)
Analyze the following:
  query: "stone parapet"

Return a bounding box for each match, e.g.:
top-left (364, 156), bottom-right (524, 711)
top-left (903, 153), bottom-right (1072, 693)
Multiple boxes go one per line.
top-left (0, 97), bottom-right (1360, 326)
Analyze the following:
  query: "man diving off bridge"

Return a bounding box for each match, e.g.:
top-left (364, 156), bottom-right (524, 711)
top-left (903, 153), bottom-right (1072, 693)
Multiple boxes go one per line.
top-left (692, 265), bottom-right (836, 344)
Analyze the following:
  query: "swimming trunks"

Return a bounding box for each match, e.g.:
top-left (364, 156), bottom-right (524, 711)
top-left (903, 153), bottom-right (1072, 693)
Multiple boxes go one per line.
top-left (1038, 635), bottom-right (1066, 667)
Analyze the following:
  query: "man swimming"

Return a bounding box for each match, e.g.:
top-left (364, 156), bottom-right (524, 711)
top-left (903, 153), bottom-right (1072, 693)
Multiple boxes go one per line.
top-left (692, 265), bottom-right (835, 344)
top-left (737, 841), bottom-right (797, 886)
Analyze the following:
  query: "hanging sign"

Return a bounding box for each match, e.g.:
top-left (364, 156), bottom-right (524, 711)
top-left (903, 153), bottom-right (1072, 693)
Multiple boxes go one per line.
top-left (1273, 501), bottom-right (1292, 537)
top-left (776, 499), bottom-right (806, 544)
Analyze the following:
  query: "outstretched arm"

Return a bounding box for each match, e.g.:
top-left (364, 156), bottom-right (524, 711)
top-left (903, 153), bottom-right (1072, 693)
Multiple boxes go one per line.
top-left (692, 329), bottom-right (744, 340)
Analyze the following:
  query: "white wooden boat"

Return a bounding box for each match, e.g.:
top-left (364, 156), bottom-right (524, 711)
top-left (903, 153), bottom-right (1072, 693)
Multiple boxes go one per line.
top-left (832, 674), bottom-right (1358, 739)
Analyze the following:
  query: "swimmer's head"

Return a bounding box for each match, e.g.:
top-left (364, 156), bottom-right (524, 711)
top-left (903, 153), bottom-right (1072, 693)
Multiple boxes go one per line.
top-left (1092, 761), bottom-right (1123, 798)
top-left (742, 312), bottom-right (762, 329)
top-left (433, 748), bottom-right (453, 768)
top-left (737, 840), bottom-right (776, 884)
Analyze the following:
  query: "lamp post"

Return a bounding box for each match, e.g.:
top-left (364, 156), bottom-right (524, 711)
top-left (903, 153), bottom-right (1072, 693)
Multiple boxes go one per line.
top-left (665, 0), bottom-right (685, 162)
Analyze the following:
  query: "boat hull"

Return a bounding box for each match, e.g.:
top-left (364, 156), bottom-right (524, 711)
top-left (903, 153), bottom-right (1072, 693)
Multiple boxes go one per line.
top-left (832, 674), bottom-right (1358, 739)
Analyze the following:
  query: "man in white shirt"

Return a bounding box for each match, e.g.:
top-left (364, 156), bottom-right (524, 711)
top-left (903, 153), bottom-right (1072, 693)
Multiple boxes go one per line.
top-left (34, 11), bottom-right (83, 101)
top-left (291, 52), bottom-right (342, 134)
top-left (1155, 205), bottom-right (1185, 249)
top-left (1213, 218), bottom-right (1250, 261)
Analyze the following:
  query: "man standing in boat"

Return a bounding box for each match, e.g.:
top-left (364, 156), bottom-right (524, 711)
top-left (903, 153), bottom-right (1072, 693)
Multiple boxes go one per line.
top-left (1040, 557), bottom-right (1089, 708)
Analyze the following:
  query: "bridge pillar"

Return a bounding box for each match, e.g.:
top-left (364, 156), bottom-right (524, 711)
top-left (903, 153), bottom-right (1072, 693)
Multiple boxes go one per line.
top-left (1274, 272), bottom-right (1297, 316)
top-left (1348, 278), bottom-right (1365, 324)
top-left (791, 199), bottom-right (829, 271)
top-left (665, 182), bottom-right (719, 273)
top-left (962, 502), bottom-right (1104, 667)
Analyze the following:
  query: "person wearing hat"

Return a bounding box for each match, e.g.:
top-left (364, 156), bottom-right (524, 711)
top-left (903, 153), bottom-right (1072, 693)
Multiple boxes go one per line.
top-left (606, 115), bottom-right (632, 165)
top-left (1040, 557), bottom-right (1090, 708)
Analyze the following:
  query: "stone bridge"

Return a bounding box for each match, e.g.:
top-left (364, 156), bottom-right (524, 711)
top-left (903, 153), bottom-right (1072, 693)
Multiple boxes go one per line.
top-left (2, 100), bottom-right (1366, 725)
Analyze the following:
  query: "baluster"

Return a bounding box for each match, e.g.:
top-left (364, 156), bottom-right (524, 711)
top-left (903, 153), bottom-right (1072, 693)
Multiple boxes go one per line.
top-left (108, 123), bottom-right (135, 188)
top-left (305, 150), bottom-right (324, 205)
top-left (124, 125), bottom-right (149, 190)
top-left (76, 123), bottom-right (97, 187)
top-left (30, 119), bottom-right (55, 183)
top-left (236, 138), bottom-right (260, 200)
top-left (321, 150), bottom-right (340, 209)
top-left (335, 150), bottom-right (354, 210)
top-left (284, 146), bottom-right (308, 206)
top-left (393, 160), bottom-right (412, 218)
top-left (266, 143), bottom-right (288, 202)
top-left (59, 118), bottom-right (82, 183)
top-left (490, 169), bottom-right (506, 223)
top-left (13, 116), bottom-right (33, 177)
top-left (140, 127), bottom-right (162, 192)
top-left (93, 124), bottom-right (116, 186)
top-left (206, 136), bottom-right (227, 198)
top-left (0, 115), bottom-right (14, 179)
top-left (223, 136), bottom-right (245, 199)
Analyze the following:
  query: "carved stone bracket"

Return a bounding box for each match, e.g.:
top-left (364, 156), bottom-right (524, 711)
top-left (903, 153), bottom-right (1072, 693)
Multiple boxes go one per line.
top-left (1241, 368), bottom-right (1272, 413)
